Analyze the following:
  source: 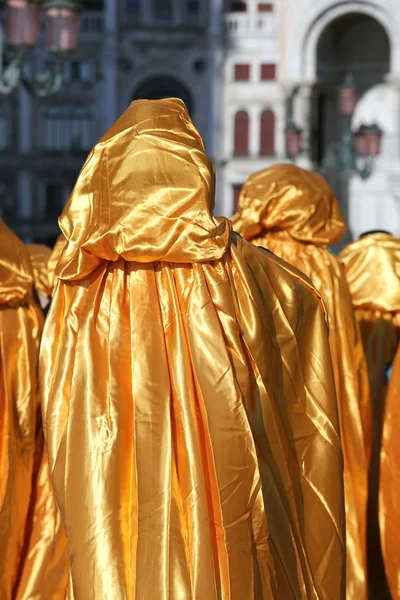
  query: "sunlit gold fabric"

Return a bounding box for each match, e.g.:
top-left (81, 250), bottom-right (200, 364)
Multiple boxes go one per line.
top-left (233, 164), bottom-right (371, 600)
top-left (340, 233), bottom-right (400, 599)
top-left (380, 344), bottom-right (400, 599)
top-left (26, 244), bottom-right (52, 299)
top-left (41, 99), bottom-right (345, 599)
top-left (48, 234), bottom-right (66, 295)
top-left (0, 221), bottom-right (68, 599)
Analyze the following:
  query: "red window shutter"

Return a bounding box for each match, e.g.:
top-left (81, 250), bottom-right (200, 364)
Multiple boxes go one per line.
top-left (260, 64), bottom-right (276, 81)
top-left (233, 184), bottom-right (243, 213)
top-left (258, 3), bottom-right (273, 11)
top-left (260, 110), bottom-right (275, 156)
top-left (234, 111), bottom-right (249, 156)
top-left (234, 64), bottom-right (250, 81)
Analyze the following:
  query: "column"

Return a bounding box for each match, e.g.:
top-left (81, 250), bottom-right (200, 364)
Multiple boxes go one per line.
top-left (208, 0), bottom-right (223, 163)
top-left (17, 63), bottom-right (33, 239)
top-left (102, 0), bottom-right (118, 131)
top-left (297, 82), bottom-right (316, 167)
top-left (249, 105), bottom-right (260, 158)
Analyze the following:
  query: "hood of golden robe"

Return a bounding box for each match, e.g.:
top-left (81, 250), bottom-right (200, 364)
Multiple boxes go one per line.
top-left (0, 220), bottom-right (34, 306)
top-left (233, 163), bottom-right (346, 247)
top-left (57, 98), bottom-right (231, 280)
top-left (340, 233), bottom-right (400, 313)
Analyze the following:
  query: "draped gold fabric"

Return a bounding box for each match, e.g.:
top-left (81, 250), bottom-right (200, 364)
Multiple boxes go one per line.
top-left (380, 344), bottom-right (400, 599)
top-left (26, 244), bottom-right (52, 299)
top-left (340, 233), bottom-right (400, 600)
top-left (41, 99), bottom-right (345, 599)
top-left (233, 164), bottom-right (371, 600)
top-left (0, 221), bottom-right (68, 599)
top-left (48, 234), bottom-right (66, 295)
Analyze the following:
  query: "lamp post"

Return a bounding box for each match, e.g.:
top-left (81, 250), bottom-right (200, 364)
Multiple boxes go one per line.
top-left (0, 0), bottom-right (83, 97)
top-left (284, 73), bottom-right (383, 248)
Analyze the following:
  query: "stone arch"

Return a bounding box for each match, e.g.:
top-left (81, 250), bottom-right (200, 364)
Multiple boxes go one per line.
top-left (283, 1), bottom-right (399, 82)
top-left (132, 76), bottom-right (194, 115)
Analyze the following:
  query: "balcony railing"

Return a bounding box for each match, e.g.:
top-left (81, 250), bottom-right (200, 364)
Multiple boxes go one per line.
top-left (225, 12), bottom-right (278, 38)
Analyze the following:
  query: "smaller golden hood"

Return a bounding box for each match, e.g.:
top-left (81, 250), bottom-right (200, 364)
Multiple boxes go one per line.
top-left (233, 164), bottom-right (346, 247)
top-left (340, 233), bottom-right (400, 313)
top-left (57, 98), bottom-right (231, 281)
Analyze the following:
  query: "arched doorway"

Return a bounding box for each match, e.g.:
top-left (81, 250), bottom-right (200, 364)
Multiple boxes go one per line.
top-left (315, 13), bottom-right (390, 164)
top-left (133, 76), bottom-right (194, 115)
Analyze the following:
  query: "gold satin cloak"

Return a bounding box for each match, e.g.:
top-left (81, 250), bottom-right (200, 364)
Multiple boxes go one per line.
top-left (233, 164), bottom-right (371, 600)
top-left (40, 99), bottom-right (346, 599)
top-left (380, 344), bottom-right (400, 599)
top-left (0, 222), bottom-right (68, 599)
top-left (340, 233), bottom-right (400, 600)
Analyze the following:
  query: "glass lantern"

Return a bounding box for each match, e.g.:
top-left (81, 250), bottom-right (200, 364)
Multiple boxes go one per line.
top-left (6, 0), bottom-right (43, 48)
top-left (44, 0), bottom-right (82, 54)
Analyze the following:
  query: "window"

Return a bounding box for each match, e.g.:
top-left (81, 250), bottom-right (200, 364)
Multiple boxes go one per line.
top-left (230, 2), bottom-right (247, 11)
top-left (260, 64), bottom-right (276, 81)
top-left (44, 109), bottom-right (67, 151)
top-left (70, 109), bottom-right (92, 151)
top-left (45, 183), bottom-right (64, 219)
top-left (234, 111), bottom-right (249, 156)
top-left (43, 108), bottom-right (91, 152)
top-left (152, 0), bottom-right (173, 21)
top-left (234, 64), bottom-right (250, 81)
top-left (260, 110), bottom-right (275, 156)
top-left (80, 60), bottom-right (93, 82)
top-left (233, 184), bottom-right (243, 213)
top-left (68, 60), bottom-right (94, 82)
top-left (258, 3), bottom-right (273, 11)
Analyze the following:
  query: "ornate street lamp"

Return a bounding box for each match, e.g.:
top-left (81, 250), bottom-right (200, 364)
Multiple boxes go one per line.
top-left (0, 0), bottom-right (83, 97)
top-left (284, 73), bottom-right (383, 181)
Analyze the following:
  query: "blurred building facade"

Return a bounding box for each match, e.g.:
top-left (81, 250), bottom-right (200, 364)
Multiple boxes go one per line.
top-left (1, 0), bottom-right (400, 243)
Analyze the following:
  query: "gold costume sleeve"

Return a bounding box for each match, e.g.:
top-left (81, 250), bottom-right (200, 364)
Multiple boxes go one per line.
top-left (48, 234), bottom-right (66, 296)
top-left (41, 100), bottom-right (345, 600)
top-left (26, 244), bottom-right (52, 299)
top-left (340, 233), bottom-right (400, 598)
top-left (233, 164), bottom-right (371, 600)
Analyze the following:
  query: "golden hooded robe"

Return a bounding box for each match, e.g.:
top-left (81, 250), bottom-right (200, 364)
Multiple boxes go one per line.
top-left (0, 224), bottom-right (68, 599)
top-left (40, 99), bottom-right (345, 599)
top-left (340, 233), bottom-right (400, 600)
top-left (233, 164), bottom-right (371, 600)
top-left (380, 343), bottom-right (400, 600)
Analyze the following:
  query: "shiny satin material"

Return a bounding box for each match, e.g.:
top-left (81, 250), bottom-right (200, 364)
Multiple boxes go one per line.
top-left (41, 99), bottom-right (345, 599)
top-left (340, 233), bottom-right (400, 600)
top-left (48, 234), bottom-right (66, 295)
top-left (26, 244), bottom-right (52, 299)
top-left (233, 164), bottom-right (371, 600)
top-left (380, 344), bottom-right (400, 599)
top-left (0, 221), bottom-right (68, 599)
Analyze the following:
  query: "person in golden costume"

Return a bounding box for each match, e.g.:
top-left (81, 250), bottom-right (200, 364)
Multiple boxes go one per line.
top-left (0, 222), bottom-right (68, 599)
top-left (340, 231), bottom-right (400, 600)
top-left (233, 163), bottom-right (371, 600)
top-left (40, 99), bottom-right (345, 599)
